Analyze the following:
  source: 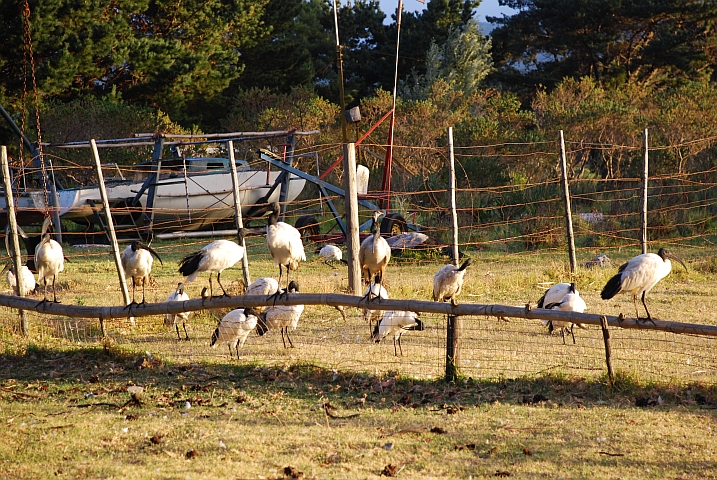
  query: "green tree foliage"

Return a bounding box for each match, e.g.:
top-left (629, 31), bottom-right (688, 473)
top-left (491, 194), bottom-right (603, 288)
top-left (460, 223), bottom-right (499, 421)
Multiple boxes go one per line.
top-left (0, 0), bottom-right (266, 122)
top-left (490, 0), bottom-right (717, 91)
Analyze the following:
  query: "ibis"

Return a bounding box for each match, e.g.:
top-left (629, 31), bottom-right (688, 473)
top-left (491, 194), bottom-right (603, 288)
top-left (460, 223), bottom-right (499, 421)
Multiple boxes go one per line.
top-left (543, 282), bottom-right (587, 344)
top-left (35, 218), bottom-right (64, 303)
top-left (266, 202), bottom-right (305, 295)
top-left (372, 310), bottom-right (424, 356)
top-left (319, 244), bottom-right (347, 267)
top-left (359, 211), bottom-right (391, 299)
top-left (210, 307), bottom-right (261, 358)
top-left (362, 282), bottom-right (388, 335)
top-left (601, 248), bottom-right (687, 323)
top-left (178, 235), bottom-right (245, 297)
top-left (433, 258), bottom-right (473, 305)
top-left (256, 280), bottom-right (304, 348)
top-left (122, 240), bottom-right (163, 304)
top-left (164, 282), bottom-right (191, 340)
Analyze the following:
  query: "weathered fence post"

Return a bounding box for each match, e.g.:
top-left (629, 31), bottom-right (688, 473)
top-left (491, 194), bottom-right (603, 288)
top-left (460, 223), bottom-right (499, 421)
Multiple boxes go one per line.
top-left (227, 141), bottom-right (251, 288)
top-left (446, 314), bottom-right (462, 382)
top-left (447, 127), bottom-right (459, 266)
top-left (1, 145), bottom-right (28, 335)
top-left (343, 142), bottom-right (362, 294)
top-left (558, 131), bottom-right (577, 273)
top-left (641, 128), bottom-right (649, 254)
top-left (91, 139), bottom-right (132, 326)
top-left (600, 315), bottom-right (615, 385)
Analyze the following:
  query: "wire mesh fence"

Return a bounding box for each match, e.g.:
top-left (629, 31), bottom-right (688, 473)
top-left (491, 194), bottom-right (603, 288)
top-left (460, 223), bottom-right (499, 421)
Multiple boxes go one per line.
top-left (2, 303), bottom-right (715, 387)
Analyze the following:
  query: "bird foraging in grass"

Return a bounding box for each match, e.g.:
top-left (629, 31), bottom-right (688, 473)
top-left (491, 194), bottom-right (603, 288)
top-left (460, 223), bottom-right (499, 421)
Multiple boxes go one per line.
top-left (164, 282), bottom-right (191, 341)
top-left (245, 277), bottom-right (279, 312)
top-left (178, 236), bottom-right (245, 297)
top-left (2, 263), bottom-right (37, 296)
top-left (319, 244), bottom-right (347, 267)
top-left (543, 282), bottom-right (587, 344)
top-left (256, 280), bottom-right (304, 348)
top-left (210, 307), bottom-right (261, 358)
top-left (433, 258), bottom-right (473, 305)
top-left (372, 310), bottom-right (424, 356)
top-left (600, 248), bottom-right (687, 323)
top-left (122, 240), bottom-right (163, 305)
top-left (363, 282), bottom-right (388, 335)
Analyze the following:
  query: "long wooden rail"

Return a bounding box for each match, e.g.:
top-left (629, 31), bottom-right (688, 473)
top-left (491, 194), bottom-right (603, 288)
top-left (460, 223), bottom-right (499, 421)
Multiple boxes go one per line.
top-left (1, 293), bottom-right (716, 337)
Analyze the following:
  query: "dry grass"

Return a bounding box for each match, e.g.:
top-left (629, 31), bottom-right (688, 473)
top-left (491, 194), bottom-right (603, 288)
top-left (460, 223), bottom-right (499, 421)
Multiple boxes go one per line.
top-left (1, 238), bottom-right (717, 478)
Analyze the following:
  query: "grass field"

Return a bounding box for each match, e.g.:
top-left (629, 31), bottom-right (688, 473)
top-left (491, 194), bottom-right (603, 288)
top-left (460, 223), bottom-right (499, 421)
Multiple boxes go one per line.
top-left (1, 237), bottom-right (716, 478)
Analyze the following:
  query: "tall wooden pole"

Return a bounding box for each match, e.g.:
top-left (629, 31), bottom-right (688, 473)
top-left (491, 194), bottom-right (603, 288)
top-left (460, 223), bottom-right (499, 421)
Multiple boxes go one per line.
top-left (227, 141), bottom-right (251, 288)
top-left (558, 131), bottom-right (577, 273)
top-left (2, 145), bottom-right (27, 335)
top-left (447, 127), bottom-right (459, 266)
top-left (91, 139), bottom-right (132, 323)
top-left (343, 143), bottom-right (361, 294)
top-left (641, 129), bottom-right (649, 254)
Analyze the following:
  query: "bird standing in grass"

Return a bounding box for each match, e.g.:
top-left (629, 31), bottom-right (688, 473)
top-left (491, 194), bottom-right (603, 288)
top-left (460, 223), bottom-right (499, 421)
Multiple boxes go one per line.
top-left (359, 210), bottom-right (391, 299)
top-left (266, 203), bottom-right (305, 296)
top-left (256, 280), bottom-right (304, 348)
top-left (178, 236), bottom-right (245, 297)
top-left (543, 283), bottom-right (587, 344)
top-left (35, 217), bottom-right (64, 303)
top-left (601, 248), bottom-right (687, 323)
top-left (245, 277), bottom-right (279, 312)
top-left (164, 283), bottom-right (191, 340)
top-left (122, 240), bottom-right (163, 304)
top-left (2, 263), bottom-right (36, 296)
top-left (319, 244), bottom-right (347, 267)
top-left (210, 307), bottom-right (261, 358)
top-left (433, 258), bottom-right (473, 305)
top-left (372, 310), bottom-right (424, 356)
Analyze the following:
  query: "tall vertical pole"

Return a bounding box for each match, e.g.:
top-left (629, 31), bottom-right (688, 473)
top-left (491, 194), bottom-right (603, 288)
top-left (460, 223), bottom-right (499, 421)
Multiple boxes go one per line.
top-left (382, 0), bottom-right (403, 212)
top-left (332, 0), bottom-right (348, 144)
top-left (227, 140), bottom-right (251, 288)
top-left (558, 131), bottom-right (577, 273)
top-left (143, 136), bottom-right (164, 240)
top-left (641, 129), bottom-right (649, 254)
top-left (344, 143), bottom-right (362, 294)
top-left (447, 127), bottom-right (459, 266)
top-left (91, 140), bottom-right (132, 323)
top-left (278, 134), bottom-right (296, 218)
top-left (2, 146), bottom-right (27, 335)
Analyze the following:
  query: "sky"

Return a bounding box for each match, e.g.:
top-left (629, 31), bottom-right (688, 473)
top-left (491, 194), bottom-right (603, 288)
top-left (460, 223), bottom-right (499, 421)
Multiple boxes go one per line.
top-left (377, 0), bottom-right (516, 23)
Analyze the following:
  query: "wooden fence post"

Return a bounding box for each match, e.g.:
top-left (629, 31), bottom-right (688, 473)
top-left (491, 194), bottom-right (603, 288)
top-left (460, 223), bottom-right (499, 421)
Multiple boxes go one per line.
top-left (227, 141), bottom-right (251, 288)
top-left (641, 129), bottom-right (649, 254)
top-left (558, 131), bottom-right (577, 273)
top-left (1, 145), bottom-right (28, 335)
top-left (447, 127), bottom-right (459, 266)
top-left (446, 314), bottom-right (462, 382)
top-left (91, 139), bottom-right (132, 326)
top-left (600, 315), bottom-right (615, 385)
top-left (343, 142), bottom-right (362, 294)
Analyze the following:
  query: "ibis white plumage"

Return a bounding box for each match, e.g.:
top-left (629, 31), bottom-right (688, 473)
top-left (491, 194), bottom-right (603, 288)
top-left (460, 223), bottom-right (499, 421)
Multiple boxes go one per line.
top-left (319, 244), bottom-right (347, 267)
top-left (245, 277), bottom-right (279, 313)
top-left (265, 203), bottom-right (305, 295)
top-left (433, 258), bottom-right (473, 305)
top-left (210, 307), bottom-right (261, 358)
top-left (256, 280), bottom-right (304, 348)
top-left (121, 240), bottom-right (163, 304)
top-left (372, 310), bottom-right (424, 356)
top-left (601, 247), bottom-right (687, 322)
top-left (178, 236), bottom-right (245, 297)
top-left (164, 282), bottom-right (191, 340)
top-left (362, 283), bottom-right (388, 335)
top-left (2, 263), bottom-right (36, 296)
top-left (359, 210), bottom-right (391, 299)
top-left (543, 282), bottom-right (587, 344)
top-left (34, 217), bottom-right (64, 303)
top-left (536, 282), bottom-right (574, 327)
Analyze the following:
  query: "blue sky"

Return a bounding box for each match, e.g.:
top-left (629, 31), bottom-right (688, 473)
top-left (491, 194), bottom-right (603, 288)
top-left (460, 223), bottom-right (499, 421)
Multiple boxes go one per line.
top-left (377, 0), bottom-right (516, 22)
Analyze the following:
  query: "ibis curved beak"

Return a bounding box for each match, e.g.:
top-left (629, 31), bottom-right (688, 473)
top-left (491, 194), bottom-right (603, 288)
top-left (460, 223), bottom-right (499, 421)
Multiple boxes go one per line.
top-left (141, 243), bottom-right (163, 266)
top-left (668, 251), bottom-right (688, 273)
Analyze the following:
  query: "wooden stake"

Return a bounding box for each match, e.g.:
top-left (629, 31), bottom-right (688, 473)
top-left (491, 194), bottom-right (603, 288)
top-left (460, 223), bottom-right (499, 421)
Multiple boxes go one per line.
top-left (641, 128), bottom-right (649, 254)
top-left (446, 314), bottom-right (462, 382)
top-left (90, 139), bottom-right (132, 324)
top-left (343, 142), bottom-right (361, 294)
top-left (227, 140), bottom-right (251, 288)
top-left (447, 127), bottom-right (459, 266)
top-left (600, 315), bottom-right (614, 385)
top-left (558, 131), bottom-right (577, 273)
top-left (1, 145), bottom-right (28, 335)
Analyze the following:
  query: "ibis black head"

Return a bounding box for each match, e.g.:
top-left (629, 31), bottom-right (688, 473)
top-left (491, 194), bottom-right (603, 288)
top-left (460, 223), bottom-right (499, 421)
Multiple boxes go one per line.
top-left (657, 247), bottom-right (688, 273)
top-left (134, 241), bottom-right (163, 266)
top-left (371, 323), bottom-right (380, 343)
top-left (568, 283), bottom-right (576, 294)
top-left (210, 326), bottom-right (219, 347)
top-left (287, 280), bottom-right (300, 293)
top-left (458, 258), bottom-right (473, 271)
top-left (176, 282), bottom-right (184, 294)
top-left (255, 311), bottom-right (268, 336)
top-left (244, 307), bottom-right (260, 319)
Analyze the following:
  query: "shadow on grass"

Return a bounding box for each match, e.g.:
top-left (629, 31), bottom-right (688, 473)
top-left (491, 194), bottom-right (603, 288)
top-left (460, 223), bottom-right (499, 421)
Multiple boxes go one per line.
top-left (2, 343), bottom-right (717, 412)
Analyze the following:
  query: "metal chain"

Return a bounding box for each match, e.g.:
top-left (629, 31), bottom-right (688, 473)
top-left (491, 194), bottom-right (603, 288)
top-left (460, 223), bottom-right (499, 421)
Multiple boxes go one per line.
top-left (22, 0), bottom-right (51, 218)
